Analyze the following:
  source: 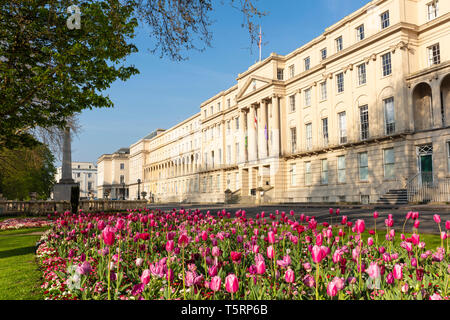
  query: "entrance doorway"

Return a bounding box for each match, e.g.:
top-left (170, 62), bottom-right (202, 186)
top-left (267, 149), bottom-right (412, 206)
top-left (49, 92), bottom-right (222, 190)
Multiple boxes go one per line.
top-left (417, 145), bottom-right (433, 186)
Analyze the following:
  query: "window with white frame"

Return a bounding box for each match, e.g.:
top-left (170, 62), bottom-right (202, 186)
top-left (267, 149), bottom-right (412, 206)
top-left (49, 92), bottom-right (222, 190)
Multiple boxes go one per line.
top-left (384, 97), bottom-right (395, 135)
top-left (305, 162), bottom-right (312, 186)
top-left (322, 118), bottom-right (329, 147)
top-left (357, 63), bottom-right (367, 85)
top-left (227, 98), bottom-right (231, 108)
top-left (336, 72), bottom-right (344, 93)
top-left (227, 121), bottom-right (231, 135)
top-left (210, 105), bottom-right (214, 115)
top-left (235, 142), bottom-right (239, 163)
top-left (304, 88), bottom-right (312, 107)
top-left (320, 81), bottom-right (327, 100)
top-left (289, 95), bottom-right (296, 112)
top-left (290, 163), bottom-right (297, 186)
top-left (217, 102), bottom-right (221, 112)
top-left (383, 148), bottom-right (395, 179)
top-left (304, 57), bottom-right (311, 71)
top-left (217, 175), bottom-right (221, 191)
top-left (428, 43), bottom-right (440, 66)
top-left (337, 155), bottom-right (346, 183)
top-left (382, 52), bottom-right (392, 76)
top-left (359, 105), bottom-right (369, 141)
top-left (356, 24), bottom-right (365, 41)
top-left (321, 159), bottom-right (328, 185)
top-left (290, 127), bottom-right (297, 153)
top-left (381, 11), bottom-right (390, 29)
top-left (321, 48), bottom-right (327, 60)
top-left (338, 112), bottom-right (347, 144)
top-left (336, 36), bottom-right (343, 52)
top-left (289, 64), bottom-right (295, 78)
top-left (120, 163), bottom-right (125, 170)
top-left (427, 1), bottom-right (439, 21)
top-left (305, 123), bottom-right (312, 150)
top-left (359, 152), bottom-right (369, 181)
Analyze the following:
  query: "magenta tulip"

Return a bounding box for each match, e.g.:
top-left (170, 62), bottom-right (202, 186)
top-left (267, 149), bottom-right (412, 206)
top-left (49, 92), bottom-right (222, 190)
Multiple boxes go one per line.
top-left (166, 240), bottom-right (174, 253)
top-left (102, 227), bottom-right (115, 246)
top-left (267, 245), bottom-right (274, 259)
top-left (367, 262), bottom-right (381, 279)
top-left (140, 269), bottom-right (151, 285)
top-left (433, 214), bottom-right (441, 224)
top-left (256, 260), bottom-right (266, 275)
top-left (393, 264), bottom-right (403, 280)
top-left (268, 231), bottom-right (276, 244)
top-left (285, 268), bottom-right (295, 283)
top-left (355, 219), bottom-right (365, 234)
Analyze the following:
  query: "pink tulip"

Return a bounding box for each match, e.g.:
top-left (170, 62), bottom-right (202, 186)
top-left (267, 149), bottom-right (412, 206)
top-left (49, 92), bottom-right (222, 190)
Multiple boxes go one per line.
top-left (140, 269), bottom-right (151, 285)
top-left (311, 245), bottom-right (327, 264)
top-left (210, 276), bottom-right (222, 292)
top-left (332, 277), bottom-right (345, 291)
top-left (326, 281), bottom-right (338, 297)
top-left (268, 231), bottom-right (276, 244)
top-left (386, 272), bottom-right (394, 284)
top-left (285, 268), bottom-right (295, 283)
top-left (355, 219), bottom-right (365, 234)
top-left (433, 214), bottom-right (441, 224)
top-left (373, 211), bottom-right (379, 219)
top-left (256, 260), bottom-right (266, 275)
top-left (267, 246), bottom-right (274, 259)
top-left (225, 274), bottom-right (239, 294)
top-left (367, 237), bottom-right (374, 246)
top-left (329, 208), bottom-right (334, 215)
top-left (367, 262), bottom-right (381, 279)
top-left (414, 219), bottom-right (420, 229)
top-left (393, 264), bottom-right (403, 280)
top-left (445, 220), bottom-right (450, 230)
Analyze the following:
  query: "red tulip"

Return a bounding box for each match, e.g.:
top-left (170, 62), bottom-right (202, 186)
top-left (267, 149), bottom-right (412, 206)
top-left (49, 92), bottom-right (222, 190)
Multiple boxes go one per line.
top-left (230, 251), bottom-right (242, 263)
top-left (178, 234), bottom-right (189, 248)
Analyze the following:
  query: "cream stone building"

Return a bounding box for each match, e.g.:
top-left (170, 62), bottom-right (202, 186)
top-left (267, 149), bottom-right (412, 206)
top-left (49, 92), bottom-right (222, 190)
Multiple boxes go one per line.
top-left (54, 162), bottom-right (97, 199)
top-left (98, 0), bottom-right (450, 204)
top-left (97, 148), bottom-right (130, 200)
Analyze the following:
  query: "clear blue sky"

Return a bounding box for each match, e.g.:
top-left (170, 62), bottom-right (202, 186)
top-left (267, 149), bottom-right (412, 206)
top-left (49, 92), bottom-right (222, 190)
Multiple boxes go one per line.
top-left (68, 0), bottom-right (369, 166)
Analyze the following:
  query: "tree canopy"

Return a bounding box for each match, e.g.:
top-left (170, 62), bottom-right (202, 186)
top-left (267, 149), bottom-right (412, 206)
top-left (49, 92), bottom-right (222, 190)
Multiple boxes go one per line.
top-left (0, 144), bottom-right (57, 200)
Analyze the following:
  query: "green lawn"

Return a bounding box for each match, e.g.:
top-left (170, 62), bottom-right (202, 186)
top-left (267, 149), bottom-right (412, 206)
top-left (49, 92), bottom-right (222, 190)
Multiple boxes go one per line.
top-left (0, 227), bottom-right (48, 300)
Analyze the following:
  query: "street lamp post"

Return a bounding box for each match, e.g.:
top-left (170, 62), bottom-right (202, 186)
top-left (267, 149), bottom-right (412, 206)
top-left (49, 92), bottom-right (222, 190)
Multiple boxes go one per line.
top-left (137, 179), bottom-right (141, 200)
top-left (122, 182), bottom-right (125, 200)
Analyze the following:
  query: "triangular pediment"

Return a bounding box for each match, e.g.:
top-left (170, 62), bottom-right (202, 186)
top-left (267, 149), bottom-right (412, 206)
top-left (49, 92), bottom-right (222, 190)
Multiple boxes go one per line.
top-left (237, 75), bottom-right (273, 100)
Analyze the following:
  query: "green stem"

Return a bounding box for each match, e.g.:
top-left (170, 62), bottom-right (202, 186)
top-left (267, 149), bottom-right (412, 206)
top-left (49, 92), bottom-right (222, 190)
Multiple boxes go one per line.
top-left (315, 262), bottom-right (320, 300)
top-left (107, 250), bottom-right (111, 300)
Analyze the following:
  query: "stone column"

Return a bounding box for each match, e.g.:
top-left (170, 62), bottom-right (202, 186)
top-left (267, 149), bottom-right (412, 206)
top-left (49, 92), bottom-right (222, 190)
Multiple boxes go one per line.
top-left (239, 109), bottom-right (247, 163)
top-left (248, 105), bottom-right (258, 161)
top-left (270, 95), bottom-right (280, 157)
top-left (258, 99), bottom-right (268, 159)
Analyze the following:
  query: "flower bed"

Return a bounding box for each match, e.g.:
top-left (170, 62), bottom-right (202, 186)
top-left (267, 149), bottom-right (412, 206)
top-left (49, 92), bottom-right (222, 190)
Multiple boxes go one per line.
top-left (0, 217), bottom-right (53, 230)
top-left (36, 209), bottom-right (450, 300)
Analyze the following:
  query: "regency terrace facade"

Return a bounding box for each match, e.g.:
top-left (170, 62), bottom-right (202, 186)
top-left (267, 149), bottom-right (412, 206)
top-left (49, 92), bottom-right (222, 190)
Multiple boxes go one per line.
top-left (97, 0), bottom-right (450, 205)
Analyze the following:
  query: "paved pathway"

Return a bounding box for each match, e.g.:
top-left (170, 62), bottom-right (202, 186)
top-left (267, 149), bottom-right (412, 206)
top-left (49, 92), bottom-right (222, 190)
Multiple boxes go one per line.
top-left (146, 203), bottom-right (450, 235)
